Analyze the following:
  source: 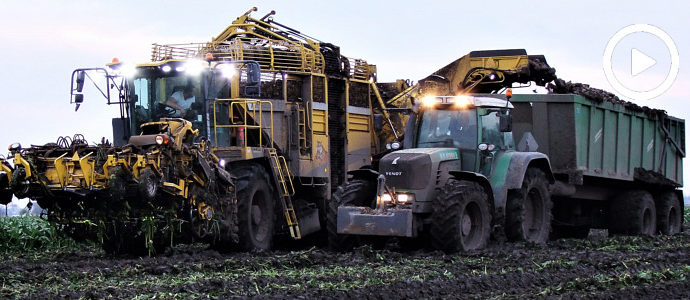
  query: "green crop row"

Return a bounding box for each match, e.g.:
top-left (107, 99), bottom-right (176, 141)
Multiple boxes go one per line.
top-left (0, 216), bottom-right (89, 253)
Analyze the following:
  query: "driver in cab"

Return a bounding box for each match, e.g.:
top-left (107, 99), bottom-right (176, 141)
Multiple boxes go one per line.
top-left (166, 86), bottom-right (195, 118)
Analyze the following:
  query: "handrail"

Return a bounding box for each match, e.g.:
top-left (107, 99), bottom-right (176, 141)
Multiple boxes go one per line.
top-left (213, 98), bottom-right (274, 148)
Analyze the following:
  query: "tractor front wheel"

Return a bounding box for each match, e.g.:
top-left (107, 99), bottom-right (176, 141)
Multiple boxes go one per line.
top-left (430, 180), bottom-right (492, 253)
top-left (327, 179), bottom-right (376, 252)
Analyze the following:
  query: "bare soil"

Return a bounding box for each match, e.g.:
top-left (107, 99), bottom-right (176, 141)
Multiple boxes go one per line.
top-left (2, 229), bottom-right (690, 299)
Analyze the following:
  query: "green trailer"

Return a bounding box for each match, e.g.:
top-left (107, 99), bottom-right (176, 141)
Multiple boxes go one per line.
top-left (510, 94), bottom-right (685, 236)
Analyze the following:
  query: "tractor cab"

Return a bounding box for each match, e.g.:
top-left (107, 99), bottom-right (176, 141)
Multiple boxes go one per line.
top-left (403, 95), bottom-right (515, 176)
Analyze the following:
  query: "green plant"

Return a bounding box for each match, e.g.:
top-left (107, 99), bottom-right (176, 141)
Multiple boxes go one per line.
top-left (0, 216), bottom-right (88, 253)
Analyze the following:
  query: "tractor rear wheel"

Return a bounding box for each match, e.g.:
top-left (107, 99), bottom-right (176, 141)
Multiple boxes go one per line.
top-left (505, 168), bottom-right (552, 243)
top-left (231, 163), bottom-right (275, 251)
top-left (327, 179), bottom-right (376, 252)
top-left (656, 191), bottom-right (682, 235)
top-left (609, 190), bottom-right (657, 236)
top-left (430, 180), bottom-right (492, 253)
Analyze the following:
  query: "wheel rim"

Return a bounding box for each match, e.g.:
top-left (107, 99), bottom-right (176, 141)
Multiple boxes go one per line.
top-left (524, 188), bottom-right (544, 240)
top-left (460, 201), bottom-right (483, 250)
top-left (250, 191), bottom-right (269, 242)
top-left (642, 208), bottom-right (652, 235)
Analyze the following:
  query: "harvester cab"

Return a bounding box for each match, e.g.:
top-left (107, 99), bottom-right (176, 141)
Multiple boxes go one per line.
top-left (330, 49), bottom-right (557, 253)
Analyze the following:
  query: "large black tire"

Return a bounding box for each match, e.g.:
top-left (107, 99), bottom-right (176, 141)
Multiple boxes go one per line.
top-left (430, 180), bottom-right (492, 253)
top-left (609, 190), bottom-right (656, 236)
top-left (505, 168), bottom-right (552, 243)
top-left (655, 191), bottom-right (681, 235)
top-left (231, 163), bottom-right (275, 251)
top-left (0, 172), bottom-right (12, 205)
top-left (327, 179), bottom-right (376, 252)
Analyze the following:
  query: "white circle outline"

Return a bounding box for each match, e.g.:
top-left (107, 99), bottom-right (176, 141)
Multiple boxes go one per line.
top-left (602, 24), bottom-right (679, 101)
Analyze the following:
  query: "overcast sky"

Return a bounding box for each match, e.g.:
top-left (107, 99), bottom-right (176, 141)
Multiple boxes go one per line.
top-left (0, 0), bottom-right (688, 199)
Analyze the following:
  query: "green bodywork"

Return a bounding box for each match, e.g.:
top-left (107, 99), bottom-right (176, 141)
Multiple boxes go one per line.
top-left (510, 94), bottom-right (684, 186)
top-left (338, 95), bottom-right (554, 237)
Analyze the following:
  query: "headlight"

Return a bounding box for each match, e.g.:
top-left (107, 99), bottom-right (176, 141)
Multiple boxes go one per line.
top-left (396, 193), bottom-right (414, 203)
top-left (381, 193), bottom-right (393, 202)
top-left (391, 142), bottom-right (401, 150)
top-left (155, 135), bottom-right (170, 145)
top-left (380, 193), bottom-right (413, 204)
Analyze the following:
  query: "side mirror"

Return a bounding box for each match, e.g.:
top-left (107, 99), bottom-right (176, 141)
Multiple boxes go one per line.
top-left (75, 71), bottom-right (86, 93)
top-left (499, 114), bottom-right (512, 132)
top-left (373, 114), bottom-right (384, 132)
top-left (74, 93), bottom-right (84, 111)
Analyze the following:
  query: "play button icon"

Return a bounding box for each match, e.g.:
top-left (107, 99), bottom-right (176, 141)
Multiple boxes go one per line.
top-left (603, 24), bottom-right (679, 101)
top-left (630, 48), bottom-right (656, 76)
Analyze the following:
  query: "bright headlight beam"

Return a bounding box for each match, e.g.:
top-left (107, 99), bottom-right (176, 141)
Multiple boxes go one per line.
top-left (220, 64), bottom-right (237, 79)
top-left (120, 63), bottom-right (137, 78)
top-left (185, 59), bottom-right (205, 76)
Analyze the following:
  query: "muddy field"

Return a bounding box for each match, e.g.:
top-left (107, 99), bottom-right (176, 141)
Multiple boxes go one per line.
top-left (2, 226), bottom-right (690, 299)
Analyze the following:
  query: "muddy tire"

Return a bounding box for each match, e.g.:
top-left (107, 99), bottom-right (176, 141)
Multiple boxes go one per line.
top-left (0, 172), bottom-right (12, 205)
top-left (430, 180), bottom-right (491, 253)
top-left (655, 191), bottom-right (681, 235)
top-left (505, 168), bottom-right (552, 243)
top-left (327, 179), bottom-right (376, 252)
top-left (609, 190), bottom-right (656, 236)
top-left (231, 163), bottom-right (275, 251)
top-left (137, 169), bottom-right (158, 201)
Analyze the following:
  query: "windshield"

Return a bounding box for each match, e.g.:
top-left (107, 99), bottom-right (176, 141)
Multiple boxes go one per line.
top-left (417, 109), bottom-right (478, 149)
top-left (131, 73), bottom-right (203, 135)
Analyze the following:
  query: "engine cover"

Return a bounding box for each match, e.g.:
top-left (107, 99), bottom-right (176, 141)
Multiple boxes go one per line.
top-left (379, 152), bottom-right (432, 190)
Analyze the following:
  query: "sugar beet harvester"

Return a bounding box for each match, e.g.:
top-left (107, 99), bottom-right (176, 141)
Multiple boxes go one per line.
top-left (330, 49), bottom-right (685, 253)
top-left (0, 8), bottom-right (406, 255)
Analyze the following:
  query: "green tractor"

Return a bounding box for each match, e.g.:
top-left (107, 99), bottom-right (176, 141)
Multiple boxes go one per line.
top-left (328, 93), bottom-right (555, 252)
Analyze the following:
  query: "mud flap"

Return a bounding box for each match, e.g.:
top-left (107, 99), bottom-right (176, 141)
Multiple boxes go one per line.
top-left (337, 206), bottom-right (413, 237)
top-left (298, 208), bottom-right (321, 236)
